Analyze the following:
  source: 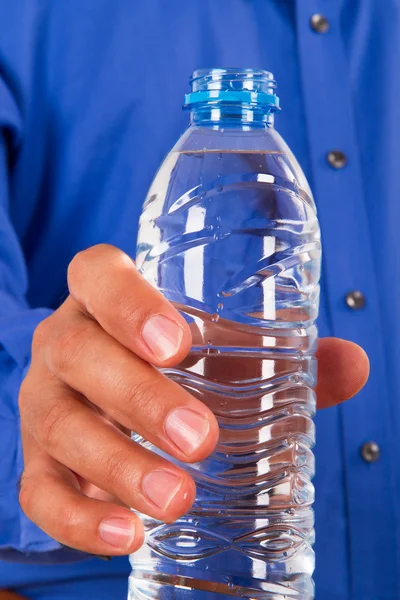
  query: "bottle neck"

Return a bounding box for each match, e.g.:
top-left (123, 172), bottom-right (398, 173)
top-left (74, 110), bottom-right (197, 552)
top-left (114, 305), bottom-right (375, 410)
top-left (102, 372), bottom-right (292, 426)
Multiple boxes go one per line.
top-left (190, 104), bottom-right (275, 128)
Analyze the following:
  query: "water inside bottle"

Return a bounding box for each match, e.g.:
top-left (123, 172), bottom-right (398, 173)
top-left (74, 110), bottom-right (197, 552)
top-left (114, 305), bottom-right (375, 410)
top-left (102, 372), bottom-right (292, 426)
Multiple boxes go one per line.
top-left (131, 149), bottom-right (320, 599)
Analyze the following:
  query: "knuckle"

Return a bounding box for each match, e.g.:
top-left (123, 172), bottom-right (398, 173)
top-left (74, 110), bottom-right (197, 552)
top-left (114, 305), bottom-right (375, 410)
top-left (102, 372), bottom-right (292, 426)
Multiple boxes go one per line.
top-left (19, 470), bottom-right (79, 534)
top-left (118, 375), bottom-right (160, 418)
top-left (68, 244), bottom-right (116, 288)
top-left (18, 377), bottom-right (32, 413)
top-left (39, 403), bottom-right (73, 450)
top-left (114, 293), bottom-right (146, 329)
top-left (67, 248), bottom-right (91, 281)
top-left (102, 447), bottom-right (133, 489)
top-left (19, 470), bottom-right (39, 519)
top-left (32, 317), bottom-right (53, 353)
top-left (101, 272), bottom-right (142, 322)
top-left (47, 319), bottom-right (91, 375)
top-left (18, 375), bottom-right (48, 431)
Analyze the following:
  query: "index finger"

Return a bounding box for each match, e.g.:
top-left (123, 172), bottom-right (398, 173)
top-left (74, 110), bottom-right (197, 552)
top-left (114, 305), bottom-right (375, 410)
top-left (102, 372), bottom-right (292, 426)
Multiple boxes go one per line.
top-left (67, 244), bottom-right (191, 367)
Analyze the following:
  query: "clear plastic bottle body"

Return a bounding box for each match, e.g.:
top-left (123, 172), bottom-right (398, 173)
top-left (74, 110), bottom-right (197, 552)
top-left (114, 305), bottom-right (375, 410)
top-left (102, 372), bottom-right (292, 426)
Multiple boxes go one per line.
top-left (130, 70), bottom-right (321, 600)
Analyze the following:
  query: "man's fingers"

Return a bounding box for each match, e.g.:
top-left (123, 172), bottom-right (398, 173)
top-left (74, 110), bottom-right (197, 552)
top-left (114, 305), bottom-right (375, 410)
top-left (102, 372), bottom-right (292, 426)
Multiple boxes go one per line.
top-left (67, 244), bottom-right (192, 366)
top-left (21, 376), bottom-right (196, 523)
top-left (316, 337), bottom-right (369, 409)
top-left (38, 308), bottom-right (218, 463)
top-left (19, 436), bottom-right (144, 556)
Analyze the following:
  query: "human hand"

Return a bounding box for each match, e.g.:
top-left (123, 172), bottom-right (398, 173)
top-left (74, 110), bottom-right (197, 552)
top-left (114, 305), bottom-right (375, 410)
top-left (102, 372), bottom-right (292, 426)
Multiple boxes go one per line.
top-left (18, 244), bottom-right (369, 557)
top-left (18, 244), bottom-right (219, 556)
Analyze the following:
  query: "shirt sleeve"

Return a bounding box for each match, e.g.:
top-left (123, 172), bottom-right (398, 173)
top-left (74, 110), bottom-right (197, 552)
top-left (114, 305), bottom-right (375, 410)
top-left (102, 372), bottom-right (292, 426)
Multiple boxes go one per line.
top-left (0, 69), bottom-right (61, 555)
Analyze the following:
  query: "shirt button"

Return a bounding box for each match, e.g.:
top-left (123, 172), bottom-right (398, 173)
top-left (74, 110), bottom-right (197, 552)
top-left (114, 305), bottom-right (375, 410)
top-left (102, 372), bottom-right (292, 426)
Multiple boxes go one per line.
top-left (327, 150), bottom-right (347, 169)
top-left (360, 441), bottom-right (380, 463)
top-left (310, 14), bottom-right (330, 34)
top-left (345, 290), bottom-right (366, 310)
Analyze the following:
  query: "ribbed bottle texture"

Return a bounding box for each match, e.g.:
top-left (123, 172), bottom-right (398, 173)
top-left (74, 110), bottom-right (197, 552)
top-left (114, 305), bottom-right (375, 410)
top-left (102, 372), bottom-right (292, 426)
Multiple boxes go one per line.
top-left (130, 69), bottom-right (321, 600)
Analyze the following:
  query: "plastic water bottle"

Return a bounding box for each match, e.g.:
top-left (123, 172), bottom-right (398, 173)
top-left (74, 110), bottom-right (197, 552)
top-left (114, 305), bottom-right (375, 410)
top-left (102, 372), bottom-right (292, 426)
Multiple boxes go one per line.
top-left (130, 68), bottom-right (321, 600)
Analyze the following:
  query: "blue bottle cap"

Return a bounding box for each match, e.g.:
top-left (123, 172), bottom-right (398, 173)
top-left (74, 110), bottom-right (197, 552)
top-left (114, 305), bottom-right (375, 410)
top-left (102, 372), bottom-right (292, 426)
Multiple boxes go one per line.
top-left (184, 68), bottom-right (280, 111)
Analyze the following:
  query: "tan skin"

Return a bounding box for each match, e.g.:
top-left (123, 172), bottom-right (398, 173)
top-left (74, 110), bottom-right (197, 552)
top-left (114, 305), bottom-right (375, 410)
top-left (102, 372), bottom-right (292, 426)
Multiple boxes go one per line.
top-left (0, 244), bottom-right (370, 597)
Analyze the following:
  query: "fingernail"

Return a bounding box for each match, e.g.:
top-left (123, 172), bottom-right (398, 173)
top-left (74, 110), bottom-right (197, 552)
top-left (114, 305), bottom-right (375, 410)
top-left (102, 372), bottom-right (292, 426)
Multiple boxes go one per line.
top-left (142, 470), bottom-right (182, 510)
top-left (142, 315), bottom-right (183, 361)
top-left (98, 517), bottom-right (136, 549)
top-left (165, 408), bottom-right (210, 455)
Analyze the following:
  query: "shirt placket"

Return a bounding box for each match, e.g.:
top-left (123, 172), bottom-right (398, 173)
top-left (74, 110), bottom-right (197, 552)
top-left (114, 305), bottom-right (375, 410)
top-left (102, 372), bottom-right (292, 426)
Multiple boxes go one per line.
top-left (294, 1), bottom-right (399, 598)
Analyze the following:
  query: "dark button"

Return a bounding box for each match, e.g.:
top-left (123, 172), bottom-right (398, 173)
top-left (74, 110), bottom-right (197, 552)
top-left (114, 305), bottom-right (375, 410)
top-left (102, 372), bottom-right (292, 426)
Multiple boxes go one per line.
top-left (327, 150), bottom-right (347, 169)
top-left (360, 441), bottom-right (380, 463)
top-left (310, 14), bottom-right (330, 34)
top-left (345, 290), bottom-right (366, 310)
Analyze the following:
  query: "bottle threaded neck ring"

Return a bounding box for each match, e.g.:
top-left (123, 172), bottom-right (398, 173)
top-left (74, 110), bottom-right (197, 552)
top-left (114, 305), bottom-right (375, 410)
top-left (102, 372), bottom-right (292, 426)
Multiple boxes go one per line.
top-left (184, 68), bottom-right (280, 111)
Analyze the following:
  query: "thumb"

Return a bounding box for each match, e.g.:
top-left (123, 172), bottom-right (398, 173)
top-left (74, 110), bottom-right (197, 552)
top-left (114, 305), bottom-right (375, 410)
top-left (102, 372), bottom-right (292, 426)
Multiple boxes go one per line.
top-left (316, 337), bottom-right (370, 409)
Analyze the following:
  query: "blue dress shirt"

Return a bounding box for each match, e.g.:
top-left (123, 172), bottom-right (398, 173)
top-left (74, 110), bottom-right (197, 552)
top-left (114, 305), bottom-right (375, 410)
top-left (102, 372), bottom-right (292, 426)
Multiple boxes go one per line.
top-left (0, 1), bottom-right (399, 598)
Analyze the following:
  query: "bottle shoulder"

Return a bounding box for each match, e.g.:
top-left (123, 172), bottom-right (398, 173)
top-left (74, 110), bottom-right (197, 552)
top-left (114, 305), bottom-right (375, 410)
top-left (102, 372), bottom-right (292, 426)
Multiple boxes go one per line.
top-left (167, 125), bottom-right (315, 207)
top-left (174, 123), bottom-right (287, 153)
